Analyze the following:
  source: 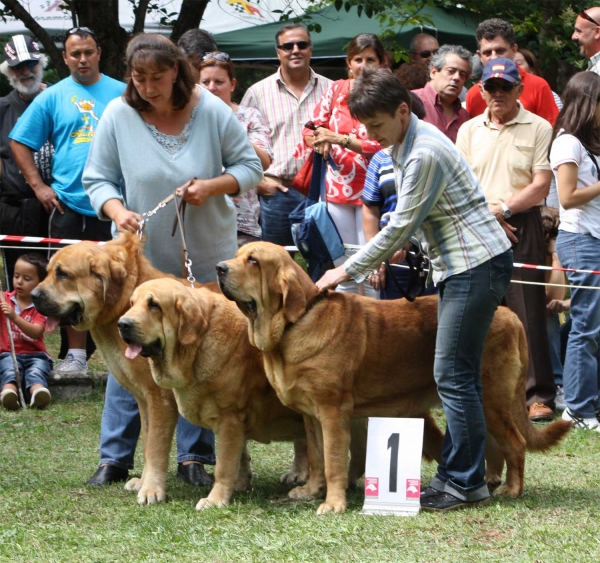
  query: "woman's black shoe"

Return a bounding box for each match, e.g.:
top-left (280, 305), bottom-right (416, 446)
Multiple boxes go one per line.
top-left (85, 465), bottom-right (129, 486)
top-left (177, 462), bottom-right (213, 487)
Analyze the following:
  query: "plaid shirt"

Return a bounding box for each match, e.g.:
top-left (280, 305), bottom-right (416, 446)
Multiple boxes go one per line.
top-left (241, 68), bottom-right (331, 180)
top-left (345, 115), bottom-right (511, 285)
top-left (588, 52), bottom-right (600, 75)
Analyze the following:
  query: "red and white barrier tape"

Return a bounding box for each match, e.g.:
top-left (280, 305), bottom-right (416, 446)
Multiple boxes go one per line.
top-left (0, 234), bottom-right (106, 245)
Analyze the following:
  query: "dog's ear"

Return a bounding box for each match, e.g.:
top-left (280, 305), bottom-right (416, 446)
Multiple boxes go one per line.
top-left (90, 251), bottom-right (127, 307)
top-left (279, 266), bottom-right (307, 324)
top-left (175, 292), bottom-right (204, 347)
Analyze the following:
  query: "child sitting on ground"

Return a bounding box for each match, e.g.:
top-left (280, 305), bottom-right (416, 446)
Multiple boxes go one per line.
top-left (0, 253), bottom-right (53, 410)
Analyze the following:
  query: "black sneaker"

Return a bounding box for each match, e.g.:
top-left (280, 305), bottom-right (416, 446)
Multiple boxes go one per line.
top-left (421, 491), bottom-right (490, 512)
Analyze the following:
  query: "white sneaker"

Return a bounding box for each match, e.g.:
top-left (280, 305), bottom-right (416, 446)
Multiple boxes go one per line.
top-left (555, 386), bottom-right (566, 412)
top-left (562, 407), bottom-right (600, 432)
top-left (1, 388), bottom-right (20, 410)
top-left (51, 354), bottom-right (88, 377)
top-left (30, 387), bottom-right (51, 409)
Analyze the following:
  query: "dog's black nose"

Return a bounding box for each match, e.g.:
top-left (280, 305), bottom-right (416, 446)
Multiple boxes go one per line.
top-left (216, 262), bottom-right (228, 275)
top-left (30, 288), bottom-right (41, 302)
top-left (117, 317), bottom-right (135, 332)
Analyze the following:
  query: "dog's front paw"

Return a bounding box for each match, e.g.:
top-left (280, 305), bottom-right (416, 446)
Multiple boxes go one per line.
top-left (492, 483), bottom-right (521, 498)
top-left (288, 484), bottom-right (317, 500)
top-left (316, 500), bottom-right (346, 515)
top-left (280, 468), bottom-right (308, 485)
top-left (235, 472), bottom-right (253, 492)
top-left (124, 477), bottom-right (142, 491)
top-left (196, 497), bottom-right (228, 510)
top-left (137, 485), bottom-right (166, 505)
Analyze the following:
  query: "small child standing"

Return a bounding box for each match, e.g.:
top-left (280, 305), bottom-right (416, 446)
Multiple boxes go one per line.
top-left (0, 253), bottom-right (53, 410)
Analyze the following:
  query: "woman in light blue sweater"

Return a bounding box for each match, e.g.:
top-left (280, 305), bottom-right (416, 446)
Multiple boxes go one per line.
top-left (81, 33), bottom-right (263, 489)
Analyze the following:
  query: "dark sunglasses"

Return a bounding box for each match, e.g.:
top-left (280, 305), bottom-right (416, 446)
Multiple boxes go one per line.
top-left (411, 49), bottom-right (438, 59)
top-left (580, 10), bottom-right (600, 27)
top-left (13, 60), bottom-right (39, 70)
top-left (202, 52), bottom-right (231, 62)
top-left (65, 26), bottom-right (96, 41)
top-left (277, 41), bottom-right (311, 52)
top-left (483, 81), bottom-right (518, 93)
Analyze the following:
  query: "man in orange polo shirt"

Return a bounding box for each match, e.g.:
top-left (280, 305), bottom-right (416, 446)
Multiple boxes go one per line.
top-left (466, 19), bottom-right (559, 125)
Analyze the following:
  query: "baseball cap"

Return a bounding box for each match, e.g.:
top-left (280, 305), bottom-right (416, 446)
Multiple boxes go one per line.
top-left (4, 35), bottom-right (42, 67)
top-left (481, 57), bottom-right (520, 83)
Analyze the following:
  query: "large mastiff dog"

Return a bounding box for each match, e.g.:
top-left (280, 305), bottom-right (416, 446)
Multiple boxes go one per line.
top-left (118, 278), bottom-right (370, 509)
top-left (31, 233), bottom-right (202, 504)
top-left (216, 242), bottom-right (572, 514)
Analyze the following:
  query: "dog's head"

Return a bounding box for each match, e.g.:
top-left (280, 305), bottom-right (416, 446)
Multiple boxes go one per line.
top-left (31, 233), bottom-right (137, 331)
top-left (118, 278), bottom-right (205, 388)
top-left (215, 242), bottom-right (320, 352)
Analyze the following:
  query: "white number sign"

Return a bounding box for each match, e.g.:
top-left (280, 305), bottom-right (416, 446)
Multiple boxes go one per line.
top-left (361, 417), bottom-right (424, 516)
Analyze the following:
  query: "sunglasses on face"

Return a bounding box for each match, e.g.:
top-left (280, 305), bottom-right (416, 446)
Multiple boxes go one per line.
top-left (411, 49), bottom-right (438, 59)
top-left (13, 60), bottom-right (39, 70)
top-left (277, 41), bottom-right (311, 52)
top-left (483, 81), bottom-right (518, 93)
top-left (202, 52), bottom-right (231, 62)
top-left (65, 26), bottom-right (96, 41)
top-left (580, 10), bottom-right (600, 27)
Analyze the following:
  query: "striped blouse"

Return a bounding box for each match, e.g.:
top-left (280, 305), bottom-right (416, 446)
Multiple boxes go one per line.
top-left (345, 114), bottom-right (511, 285)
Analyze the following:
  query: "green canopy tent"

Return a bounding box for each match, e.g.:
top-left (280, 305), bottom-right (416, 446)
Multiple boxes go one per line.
top-left (213, 4), bottom-right (479, 62)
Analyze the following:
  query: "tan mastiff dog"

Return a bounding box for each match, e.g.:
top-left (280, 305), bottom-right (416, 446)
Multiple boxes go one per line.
top-left (216, 242), bottom-right (572, 514)
top-left (31, 233), bottom-right (206, 505)
top-left (117, 278), bottom-right (367, 509)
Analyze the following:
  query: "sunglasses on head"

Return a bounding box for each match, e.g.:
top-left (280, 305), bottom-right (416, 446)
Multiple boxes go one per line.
top-left (65, 26), bottom-right (96, 41)
top-left (580, 10), bottom-right (600, 27)
top-left (202, 52), bottom-right (231, 62)
top-left (277, 41), bottom-right (311, 52)
top-left (411, 49), bottom-right (438, 59)
top-left (483, 81), bottom-right (518, 93)
top-left (13, 60), bottom-right (39, 70)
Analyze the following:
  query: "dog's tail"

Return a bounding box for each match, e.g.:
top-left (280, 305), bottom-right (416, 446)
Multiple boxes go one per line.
top-left (513, 321), bottom-right (572, 452)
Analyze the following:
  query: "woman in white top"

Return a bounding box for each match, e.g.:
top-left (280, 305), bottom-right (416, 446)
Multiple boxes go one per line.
top-left (549, 71), bottom-right (600, 432)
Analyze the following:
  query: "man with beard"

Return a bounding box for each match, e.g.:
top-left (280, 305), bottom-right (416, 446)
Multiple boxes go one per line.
top-left (572, 8), bottom-right (600, 74)
top-left (0, 35), bottom-right (53, 287)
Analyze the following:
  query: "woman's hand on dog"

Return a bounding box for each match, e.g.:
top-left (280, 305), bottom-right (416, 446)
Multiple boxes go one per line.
top-left (316, 264), bottom-right (351, 291)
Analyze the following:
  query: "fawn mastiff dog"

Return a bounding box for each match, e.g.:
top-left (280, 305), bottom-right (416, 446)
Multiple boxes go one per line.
top-left (216, 242), bottom-right (572, 514)
top-left (117, 278), bottom-right (369, 509)
top-left (31, 233), bottom-right (207, 505)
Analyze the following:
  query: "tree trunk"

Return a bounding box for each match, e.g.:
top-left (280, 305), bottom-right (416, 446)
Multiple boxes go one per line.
top-left (170, 0), bottom-right (211, 44)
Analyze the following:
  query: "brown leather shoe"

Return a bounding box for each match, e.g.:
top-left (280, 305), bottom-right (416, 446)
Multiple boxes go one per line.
top-left (528, 402), bottom-right (554, 422)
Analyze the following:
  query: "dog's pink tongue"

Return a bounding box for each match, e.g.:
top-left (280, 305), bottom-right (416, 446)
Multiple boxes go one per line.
top-left (125, 343), bottom-right (143, 360)
top-left (45, 317), bottom-right (60, 332)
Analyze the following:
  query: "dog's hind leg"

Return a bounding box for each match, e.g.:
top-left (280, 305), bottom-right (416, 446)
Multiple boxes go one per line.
top-left (484, 433), bottom-right (505, 490)
top-left (422, 411), bottom-right (444, 463)
top-left (235, 443), bottom-right (253, 492)
top-left (348, 418), bottom-right (367, 486)
top-left (280, 438), bottom-right (308, 485)
top-left (288, 416), bottom-right (326, 501)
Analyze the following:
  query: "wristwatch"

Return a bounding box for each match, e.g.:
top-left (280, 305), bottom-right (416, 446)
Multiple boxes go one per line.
top-left (340, 135), bottom-right (351, 148)
top-left (500, 202), bottom-right (512, 219)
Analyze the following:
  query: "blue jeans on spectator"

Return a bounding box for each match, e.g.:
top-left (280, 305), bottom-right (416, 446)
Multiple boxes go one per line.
top-left (259, 188), bottom-right (306, 246)
top-left (0, 352), bottom-right (52, 395)
top-left (429, 249), bottom-right (513, 501)
top-left (555, 232), bottom-right (600, 418)
top-left (547, 313), bottom-right (564, 387)
top-left (98, 374), bottom-right (216, 470)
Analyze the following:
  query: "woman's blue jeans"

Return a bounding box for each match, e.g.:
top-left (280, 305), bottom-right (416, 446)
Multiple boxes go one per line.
top-left (429, 249), bottom-right (513, 501)
top-left (98, 374), bottom-right (215, 470)
top-left (555, 231), bottom-right (600, 418)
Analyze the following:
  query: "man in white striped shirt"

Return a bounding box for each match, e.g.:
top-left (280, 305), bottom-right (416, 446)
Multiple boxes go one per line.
top-left (241, 24), bottom-right (330, 245)
top-left (317, 67), bottom-right (513, 512)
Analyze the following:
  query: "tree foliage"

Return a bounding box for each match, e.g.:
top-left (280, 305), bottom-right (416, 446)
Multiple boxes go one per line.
top-left (0, 0), bottom-right (210, 80)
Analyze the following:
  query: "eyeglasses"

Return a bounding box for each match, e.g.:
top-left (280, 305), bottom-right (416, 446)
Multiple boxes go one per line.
top-left (483, 81), bottom-right (518, 93)
top-left (13, 60), bottom-right (39, 70)
top-left (277, 41), bottom-right (311, 52)
top-left (201, 52), bottom-right (231, 62)
top-left (411, 49), bottom-right (438, 59)
top-left (580, 10), bottom-right (600, 27)
top-left (65, 27), bottom-right (96, 41)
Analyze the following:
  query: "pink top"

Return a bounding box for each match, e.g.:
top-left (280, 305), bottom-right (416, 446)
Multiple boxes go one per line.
top-left (300, 79), bottom-right (381, 205)
top-left (412, 82), bottom-right (471, 144)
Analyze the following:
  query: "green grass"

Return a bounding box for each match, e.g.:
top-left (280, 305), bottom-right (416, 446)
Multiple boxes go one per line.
top-left (1, 397), bottom-right (600, 563)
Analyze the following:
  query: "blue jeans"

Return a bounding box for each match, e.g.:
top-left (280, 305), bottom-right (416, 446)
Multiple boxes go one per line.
top-left (555, 232), bottom-right (600, 418)
top-left (547, 313), bottom-right (563, 387)
top-left (429, 250), bottom-right (513, 501)
top-left (0, 352), bottom-right (52, 394)
top-left (259, 188), bottom-right (306, 246)
top-left (98, 374), bottom-right (215, 470)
